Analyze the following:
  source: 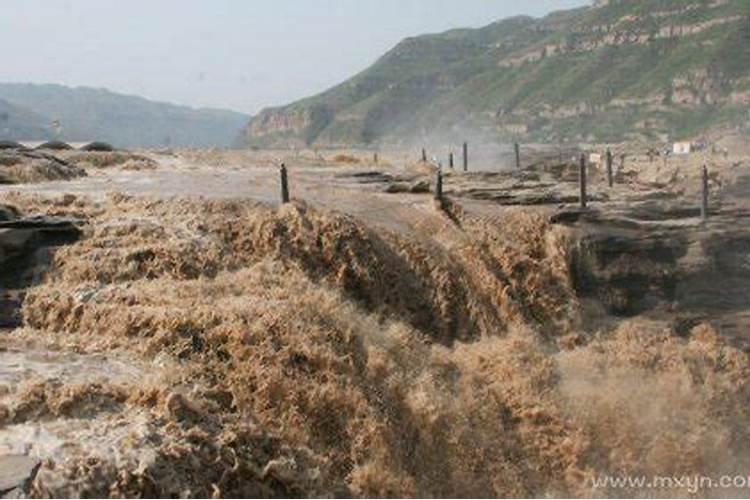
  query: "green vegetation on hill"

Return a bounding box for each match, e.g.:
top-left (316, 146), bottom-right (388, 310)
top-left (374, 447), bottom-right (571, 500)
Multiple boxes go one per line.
top-left (238, 0), bottom-right (750, 148)
top-left (0, 84), bottom-right (249, 148)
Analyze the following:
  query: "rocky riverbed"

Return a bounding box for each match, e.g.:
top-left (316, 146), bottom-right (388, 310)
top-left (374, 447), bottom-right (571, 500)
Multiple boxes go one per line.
top-left (0, 143), bottom-right (749, 497)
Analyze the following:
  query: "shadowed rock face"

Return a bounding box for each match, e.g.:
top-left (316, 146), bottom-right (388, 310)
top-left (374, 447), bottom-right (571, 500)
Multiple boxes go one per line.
top-left (0, 204), bottom-right (19, 222)
top-left (0, 205), bottom-right (81, 327)
top-left (554, 205), bottom-right (750, 349)
top-left (562, 213), bottom-right (690, 316)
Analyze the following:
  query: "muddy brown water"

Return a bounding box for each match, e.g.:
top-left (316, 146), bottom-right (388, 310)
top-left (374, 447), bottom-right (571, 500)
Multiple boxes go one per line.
top-left (2, 158), bottom-right (749, 335)
top-left (1, 151), bottom-right (750, 496)
top-left (0, 340), bottom-right (156, 480)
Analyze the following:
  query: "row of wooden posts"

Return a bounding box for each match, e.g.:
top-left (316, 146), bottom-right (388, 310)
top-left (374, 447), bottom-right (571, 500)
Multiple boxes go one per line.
top-left (278, 145), bottom-right (712, 220)
top-left (576, 149), bottom-right (710, 219)
top-left (422, 142), bottom-right (471, 172)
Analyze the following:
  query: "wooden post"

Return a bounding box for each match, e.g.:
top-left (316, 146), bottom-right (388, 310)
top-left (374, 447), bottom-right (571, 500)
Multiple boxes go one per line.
top-left (701, 165), bottom-right (709, 220)
top-left (579, 154), bottom-right (587, 209)
top-left (462, 142), bottom-right (468, 172)
top-left (514, 142), bottom-right (521, 169)
top-left (434, 168), bottom-right (443, 200)
top-left (422, 148), bottom-right (427, 162)
top-left (279, 163), bottom-right (290, 204)
top-left (449, 151), bottom-right (454, 169)
top-left (373, 152), bottom-right (378, 164)
top-left (606, 148), bottom-right (614, 188)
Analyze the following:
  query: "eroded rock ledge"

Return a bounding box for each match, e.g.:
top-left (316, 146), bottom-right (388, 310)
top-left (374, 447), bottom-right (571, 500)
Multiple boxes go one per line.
top-left (0, 204), bottom-right (82, 327)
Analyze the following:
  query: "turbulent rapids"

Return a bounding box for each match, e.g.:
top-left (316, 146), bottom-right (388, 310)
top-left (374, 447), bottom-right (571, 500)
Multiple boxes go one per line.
top-left (1, 144), bottom-right (750, 498)
top-left (2, 0), bottom-right (750, 496)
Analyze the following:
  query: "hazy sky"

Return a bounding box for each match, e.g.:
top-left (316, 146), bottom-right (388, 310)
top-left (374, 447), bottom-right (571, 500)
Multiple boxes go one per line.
top-left (0, 0), bottom-right (588, 114)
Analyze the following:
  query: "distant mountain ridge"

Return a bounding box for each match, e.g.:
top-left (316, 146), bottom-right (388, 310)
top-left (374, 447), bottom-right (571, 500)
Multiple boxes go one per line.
top-left (237, 0), bottom-right (750, 148)
top-left (0, 83), bottom-right (249, 148)
top-left (0, 97), bottom-right (50, 141)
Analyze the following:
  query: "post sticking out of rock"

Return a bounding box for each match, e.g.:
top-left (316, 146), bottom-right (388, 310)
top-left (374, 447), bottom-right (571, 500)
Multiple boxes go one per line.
top-left (422, 148), bottom-right (427, 163)
top-left (579, 154), bottom-right (587, 209)
top-left (514, 142), bottom-right (521, 170)
top-left (449, 151), bottom-right (454, 169)
top-left (606, 148), bottom-right (614, 188)
top-left (462, 142), bottom-right (468, 172)
top-left (434, 167), bottom-right (443, 201)
top-left (279, 163), bottom-right (290, 204)
top-left (701, 165), bottom-right (709, 220)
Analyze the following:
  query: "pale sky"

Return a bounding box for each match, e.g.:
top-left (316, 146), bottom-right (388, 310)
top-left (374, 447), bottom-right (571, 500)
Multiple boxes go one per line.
top-left (0, 0), bottom-right (589, 114)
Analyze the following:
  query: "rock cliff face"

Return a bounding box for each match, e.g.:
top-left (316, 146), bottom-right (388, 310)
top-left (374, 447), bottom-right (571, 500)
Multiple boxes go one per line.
top-left (245, 106), bottom-right (334, 148)
top-left (0, 205), bottom-right (81, 327)
top-left (237, 0), bottom-right (750, 148)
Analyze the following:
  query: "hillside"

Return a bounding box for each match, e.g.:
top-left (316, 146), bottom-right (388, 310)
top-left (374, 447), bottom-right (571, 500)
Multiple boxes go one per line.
top-left (238, 0), bottom-right (750, 148)
top-left (0, 83), bottom-right (249, 148)
top-left (0, 98), bottom-right (51, 141)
